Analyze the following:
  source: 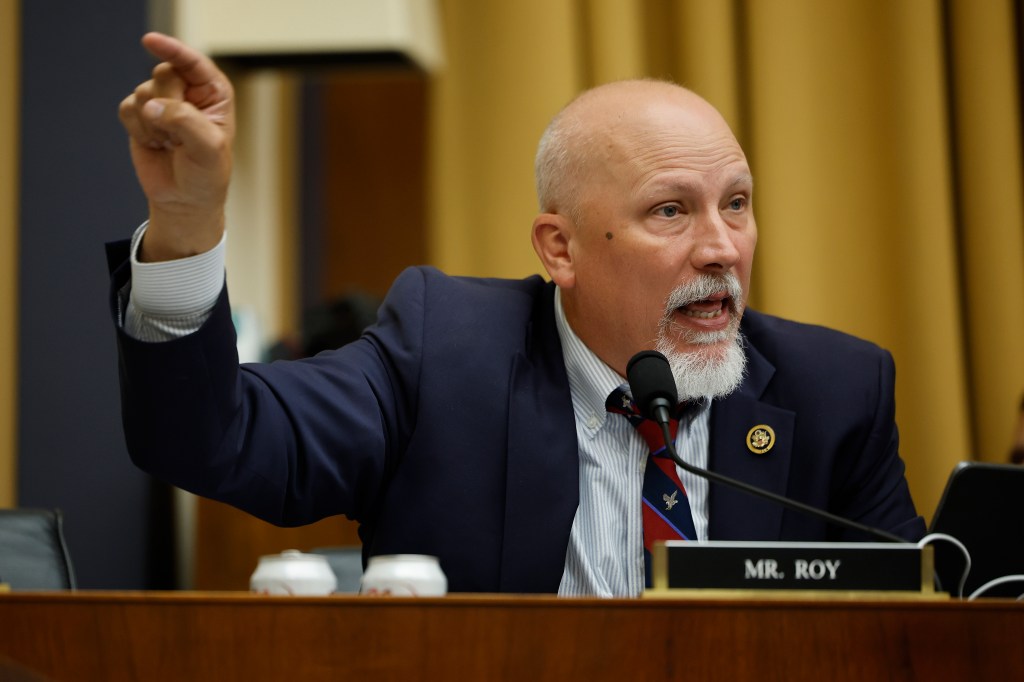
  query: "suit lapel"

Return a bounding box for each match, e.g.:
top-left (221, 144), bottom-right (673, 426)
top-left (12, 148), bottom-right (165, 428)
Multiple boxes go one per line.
top-left (708, 338), bottom-right (796, 540)
top-left (499, 284), bottom-right (579, 593)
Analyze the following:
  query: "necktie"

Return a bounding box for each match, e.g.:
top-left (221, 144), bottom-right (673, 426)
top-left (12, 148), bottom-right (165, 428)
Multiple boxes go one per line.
top-left (606, 386), bottom-right (697, 588)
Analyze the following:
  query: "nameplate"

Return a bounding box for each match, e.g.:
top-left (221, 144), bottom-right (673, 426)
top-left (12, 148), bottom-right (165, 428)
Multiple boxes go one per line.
top-left (650, 541), bottom-right (935, 596)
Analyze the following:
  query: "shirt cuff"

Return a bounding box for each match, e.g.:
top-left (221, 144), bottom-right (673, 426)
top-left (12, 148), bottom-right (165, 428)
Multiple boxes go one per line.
top-left (129, 221), bottom-right (226, 317)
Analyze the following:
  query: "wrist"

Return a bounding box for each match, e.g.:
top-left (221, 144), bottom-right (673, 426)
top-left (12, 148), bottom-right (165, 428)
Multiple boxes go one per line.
top-left (140, 207), bottom-right (225, 262)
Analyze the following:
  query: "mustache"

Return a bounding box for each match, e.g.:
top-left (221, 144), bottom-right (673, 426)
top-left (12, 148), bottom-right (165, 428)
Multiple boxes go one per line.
top-left (664, 273), bottom-right (743, 311)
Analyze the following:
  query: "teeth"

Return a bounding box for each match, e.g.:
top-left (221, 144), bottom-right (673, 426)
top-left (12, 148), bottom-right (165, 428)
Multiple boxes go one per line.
top-left (681, 307), bottom-right (725, 320)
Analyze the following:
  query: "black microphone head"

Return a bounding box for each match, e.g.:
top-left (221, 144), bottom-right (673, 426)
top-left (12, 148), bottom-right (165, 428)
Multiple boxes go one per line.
top-left (626, 350), bottom-right (678, 420)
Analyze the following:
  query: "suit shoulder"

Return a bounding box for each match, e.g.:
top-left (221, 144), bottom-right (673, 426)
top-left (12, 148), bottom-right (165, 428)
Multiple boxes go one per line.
top-left (739, 310), bottom-right (897, 429)
top-left (741, 309), bottom-right (892, 370)
top-left (392, 265), bottom-right (550, 303)
top-left (381, 267), bottom-right (555, 350)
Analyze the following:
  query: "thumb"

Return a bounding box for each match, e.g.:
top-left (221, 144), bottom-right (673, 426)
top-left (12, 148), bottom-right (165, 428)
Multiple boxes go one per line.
top-left (142, 97), bottom-right (227, 162)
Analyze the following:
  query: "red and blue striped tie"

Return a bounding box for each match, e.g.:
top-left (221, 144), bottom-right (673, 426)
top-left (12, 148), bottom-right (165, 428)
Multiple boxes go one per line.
top-left (607, 386), bottom-right (697, 587)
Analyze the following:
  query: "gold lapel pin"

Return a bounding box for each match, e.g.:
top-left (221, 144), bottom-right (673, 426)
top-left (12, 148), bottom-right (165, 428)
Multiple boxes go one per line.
top-left (746, 424), bottom-right (776, 454)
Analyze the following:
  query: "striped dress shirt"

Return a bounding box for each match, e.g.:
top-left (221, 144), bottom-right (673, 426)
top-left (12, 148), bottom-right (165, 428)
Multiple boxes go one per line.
top-left (552, 290), bottom-right (711, 597)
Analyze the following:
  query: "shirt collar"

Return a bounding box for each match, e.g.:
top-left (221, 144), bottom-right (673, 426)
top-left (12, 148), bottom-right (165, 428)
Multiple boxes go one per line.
top-left (553, 287), bottom-right (629, 437)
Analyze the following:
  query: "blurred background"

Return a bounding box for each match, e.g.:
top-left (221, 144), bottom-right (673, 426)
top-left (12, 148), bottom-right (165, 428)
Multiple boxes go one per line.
top-left (2, 0), bottom-right (1022, 589)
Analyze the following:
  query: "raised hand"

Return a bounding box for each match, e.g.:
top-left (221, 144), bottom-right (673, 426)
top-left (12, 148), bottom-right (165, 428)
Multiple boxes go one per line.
top-left (119, 33), bottom-right (235, 262)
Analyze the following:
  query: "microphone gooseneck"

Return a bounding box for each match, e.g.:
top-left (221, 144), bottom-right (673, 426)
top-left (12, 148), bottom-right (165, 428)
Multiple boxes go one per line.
top-left (625, 350), bottom-right (905, 543)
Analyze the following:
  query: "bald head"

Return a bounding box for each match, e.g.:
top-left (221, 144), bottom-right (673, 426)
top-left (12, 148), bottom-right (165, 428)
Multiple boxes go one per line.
top-left (535, 80), bottom-right (741, 226)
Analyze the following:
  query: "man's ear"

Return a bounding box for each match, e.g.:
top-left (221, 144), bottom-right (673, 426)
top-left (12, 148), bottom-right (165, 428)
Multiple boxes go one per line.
top-left (532, 213), bottom-right (575, 288)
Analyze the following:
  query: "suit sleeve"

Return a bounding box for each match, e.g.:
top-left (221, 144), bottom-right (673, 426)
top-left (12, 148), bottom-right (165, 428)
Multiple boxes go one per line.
top-left (110, 244), bottom-right (427, 527)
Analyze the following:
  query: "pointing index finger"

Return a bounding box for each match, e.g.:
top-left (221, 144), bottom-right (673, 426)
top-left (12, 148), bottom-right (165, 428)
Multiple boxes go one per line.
top-left (141, 32), bottom-right (221, 88)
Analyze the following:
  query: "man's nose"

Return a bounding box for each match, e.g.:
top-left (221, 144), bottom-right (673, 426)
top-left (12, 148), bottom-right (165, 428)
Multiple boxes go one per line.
top-left (690, 212), bottom-right (741, 271)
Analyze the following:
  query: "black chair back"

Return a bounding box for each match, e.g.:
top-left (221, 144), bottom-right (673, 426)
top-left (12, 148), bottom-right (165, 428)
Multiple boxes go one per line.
top-left (0, 508), bottom-right (76, 590)
top-left (311, 546), bottom-right (364, 593)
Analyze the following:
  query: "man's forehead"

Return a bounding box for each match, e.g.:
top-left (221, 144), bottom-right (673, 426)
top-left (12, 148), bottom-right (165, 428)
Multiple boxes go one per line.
top-left (612, 127), bottom-right (752, 193)
top-left (584, 99), bottom-right (743, 165)
top-left (640, 171), bottom-right (754, 196)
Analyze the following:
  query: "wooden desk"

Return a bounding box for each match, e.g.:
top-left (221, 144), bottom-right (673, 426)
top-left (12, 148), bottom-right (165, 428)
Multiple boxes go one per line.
top-left (0, 592), bottom-right (1021, 680)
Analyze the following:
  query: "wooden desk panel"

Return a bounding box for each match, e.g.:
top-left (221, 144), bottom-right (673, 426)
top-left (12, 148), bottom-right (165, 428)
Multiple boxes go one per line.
top-left (0, 592), bottom-right (1021, 681)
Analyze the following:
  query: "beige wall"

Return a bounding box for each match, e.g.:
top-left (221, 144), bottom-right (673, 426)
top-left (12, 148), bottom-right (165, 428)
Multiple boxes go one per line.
top-left (0, 0), bottom-right (20, 508)
top-left (223, 70), bottom-right (300, 347)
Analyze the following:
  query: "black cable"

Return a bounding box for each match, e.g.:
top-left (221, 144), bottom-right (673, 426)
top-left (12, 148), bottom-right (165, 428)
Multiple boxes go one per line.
top-left (656, 420), bottom-right (906, 544)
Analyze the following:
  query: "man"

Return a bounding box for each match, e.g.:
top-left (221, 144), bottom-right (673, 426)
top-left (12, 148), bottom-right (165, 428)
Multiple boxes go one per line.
top-left (112, 33), bottom-right (925, 596)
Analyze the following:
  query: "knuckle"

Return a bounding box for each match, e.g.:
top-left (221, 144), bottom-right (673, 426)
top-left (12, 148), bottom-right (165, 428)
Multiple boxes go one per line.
top-left (152, 62), bottom-right (174, 79)
top-left (118, 95), bottom-right (135, 117)
top-left (211, 135), bottom-right (230, 154)
top-left (134, 81), bottom-right (153, 100)
top-left (152, 63), bottom-right (185, 94)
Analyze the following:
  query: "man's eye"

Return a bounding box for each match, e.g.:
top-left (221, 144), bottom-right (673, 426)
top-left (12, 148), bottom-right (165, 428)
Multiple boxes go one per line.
top-left (656, 205), bottom-right (681, 218)
top-left (728, 197), bottom-right (747, 211)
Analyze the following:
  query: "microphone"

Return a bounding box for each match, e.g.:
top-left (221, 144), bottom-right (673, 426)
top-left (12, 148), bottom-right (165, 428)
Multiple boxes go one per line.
top-left (626, 350), bottom-right (676, 425)
top-left (625, 350), bottom-right (905, 543)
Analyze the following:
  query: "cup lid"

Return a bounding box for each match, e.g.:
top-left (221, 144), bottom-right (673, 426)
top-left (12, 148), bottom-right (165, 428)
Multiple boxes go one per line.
top-left (260, 549), bottom-right (328, 563)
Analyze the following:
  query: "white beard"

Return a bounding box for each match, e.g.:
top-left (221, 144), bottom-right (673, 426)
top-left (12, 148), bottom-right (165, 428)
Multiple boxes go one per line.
top-left (654, 273), bottom-right (748, 401)
top-left (656, 330), bottom-right (747, 401)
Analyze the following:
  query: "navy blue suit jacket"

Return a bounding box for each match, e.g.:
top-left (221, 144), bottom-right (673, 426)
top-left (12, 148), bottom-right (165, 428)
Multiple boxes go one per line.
top-left (109, 243), bottom-right (925, 593)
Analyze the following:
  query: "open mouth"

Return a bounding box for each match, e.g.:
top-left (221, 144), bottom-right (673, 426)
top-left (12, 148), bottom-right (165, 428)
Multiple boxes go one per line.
top-left (662, 274), bottom-right (743, 341)
top-left (677, 293), bottom-right (732, 320)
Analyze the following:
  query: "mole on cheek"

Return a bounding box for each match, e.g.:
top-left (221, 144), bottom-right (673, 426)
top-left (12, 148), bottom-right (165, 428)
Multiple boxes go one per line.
top-left (605, 232), bottom-right (613, 240)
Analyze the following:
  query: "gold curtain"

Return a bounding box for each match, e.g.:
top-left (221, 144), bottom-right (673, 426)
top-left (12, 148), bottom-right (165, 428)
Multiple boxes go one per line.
top-left (429, 0), bottom-right (1024, 519)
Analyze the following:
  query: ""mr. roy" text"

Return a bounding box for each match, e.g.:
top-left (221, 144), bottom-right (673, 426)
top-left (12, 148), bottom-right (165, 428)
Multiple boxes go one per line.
top-left (743, 558), bottom-right (842, 580)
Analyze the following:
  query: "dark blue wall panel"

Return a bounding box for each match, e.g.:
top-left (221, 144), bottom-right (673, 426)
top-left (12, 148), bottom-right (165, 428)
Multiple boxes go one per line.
top-left (18, 1), bottom-right (166, 588)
